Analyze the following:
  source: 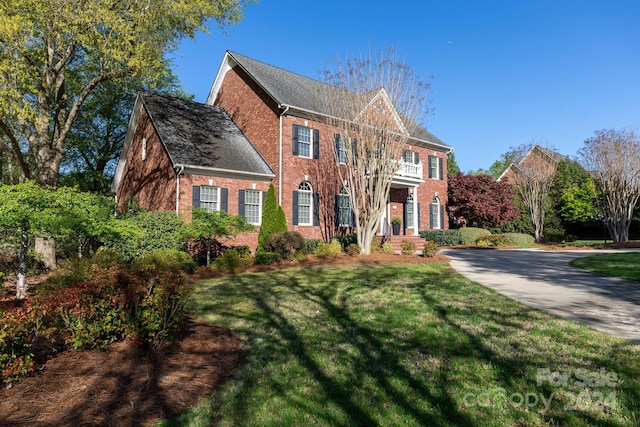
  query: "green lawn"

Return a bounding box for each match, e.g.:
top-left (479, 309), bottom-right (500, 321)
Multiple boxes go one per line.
top-left (570, 252), bottom-right (640, 282)
top-left (159, 262), bottom-right (640, 427)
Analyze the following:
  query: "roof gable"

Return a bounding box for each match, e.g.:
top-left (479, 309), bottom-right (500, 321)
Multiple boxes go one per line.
top-left (207, 51), bottom-right (451, 151)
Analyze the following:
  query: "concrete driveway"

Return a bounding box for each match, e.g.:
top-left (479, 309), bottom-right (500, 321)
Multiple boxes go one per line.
top-left (443, 248), bottom-right (640, 342)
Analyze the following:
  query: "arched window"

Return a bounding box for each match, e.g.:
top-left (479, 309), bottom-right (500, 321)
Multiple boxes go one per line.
top-left (405, 194), bottom-right (414, 228)
top-left (337, 187), bottom-right (352, 227)
top-left (430, 196), bottom-right (441, 229)
top-left (297, 181), bottom-right (312, 225)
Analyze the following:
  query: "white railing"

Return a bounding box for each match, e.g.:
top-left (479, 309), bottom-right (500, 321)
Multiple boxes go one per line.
top-left (396, 160), bottom-right (423, 179)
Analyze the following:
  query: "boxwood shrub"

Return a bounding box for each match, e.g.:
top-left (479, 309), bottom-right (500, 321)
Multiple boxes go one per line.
top-left (496, 233), bottom-right (535, 246)
top-left (459, 227), bottom-right (492, 245)
top-left (420, 229), bottom-right (462, 247)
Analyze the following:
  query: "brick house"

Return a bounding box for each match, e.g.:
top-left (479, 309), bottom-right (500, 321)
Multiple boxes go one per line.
top-left (112, 51), bottom-right (452, 249)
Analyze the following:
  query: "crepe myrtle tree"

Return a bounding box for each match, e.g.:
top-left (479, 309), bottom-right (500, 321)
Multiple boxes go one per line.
top-left (578, 128), bottom-right (640, 242)
top-left (319, 48), bottom-right (431, 254)
top-left (0, 0), bottom-right (252, 187)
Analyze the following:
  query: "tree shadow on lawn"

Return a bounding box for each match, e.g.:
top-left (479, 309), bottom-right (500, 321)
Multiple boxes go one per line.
top-left (190, 262), bottom-right (640, 426)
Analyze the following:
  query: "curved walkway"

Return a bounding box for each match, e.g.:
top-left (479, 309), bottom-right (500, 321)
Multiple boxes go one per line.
top-left (443, 248), bottom-right (640, 342)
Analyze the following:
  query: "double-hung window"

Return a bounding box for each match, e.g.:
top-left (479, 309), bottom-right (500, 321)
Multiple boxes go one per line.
top-left (297, 127), bottom-right (312, 157)
top-left (403, 150), bottom-right (419, 164)
top-left (428, 155), bottom-right (444, 180)
top-left (200, 185), bottom-right (219, 213)
top-left (244, 190), bottom-right (261, 225)
top-left (406, 194), bottom-right (414, 228)
top-left (293, 125), bottom-right (319, 159)
top-left (335, 134), bottom-right (346, 163)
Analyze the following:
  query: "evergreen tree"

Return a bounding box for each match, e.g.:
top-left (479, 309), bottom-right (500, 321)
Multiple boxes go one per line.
top-left (258, 184), bottom-right (287, 250)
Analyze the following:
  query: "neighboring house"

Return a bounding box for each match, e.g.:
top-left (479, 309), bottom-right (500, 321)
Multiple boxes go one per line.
top-left (498, 145), bottom-right (566, 183)
top-left (112, 51), bottom-right (452, 249)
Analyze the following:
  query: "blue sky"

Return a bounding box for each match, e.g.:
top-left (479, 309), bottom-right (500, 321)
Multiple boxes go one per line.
top-left (171, 0), bottom-right (640, 173)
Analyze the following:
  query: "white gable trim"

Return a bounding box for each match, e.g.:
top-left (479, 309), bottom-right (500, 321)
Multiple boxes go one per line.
top-left (355, 88), bottom-right (409, 136)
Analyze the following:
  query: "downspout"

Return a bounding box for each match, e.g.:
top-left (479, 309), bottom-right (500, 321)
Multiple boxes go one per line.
top-left (175, 166), bottom-right (184, 215)
top-left (278, 105), bottom-right (290, 205)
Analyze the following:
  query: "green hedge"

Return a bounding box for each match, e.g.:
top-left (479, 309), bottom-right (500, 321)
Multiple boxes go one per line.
top-left (496, 233), bottom-right (535, 246)
top-left (459, 227), bottom-right (492, 245)
top-left (420, 229), bottom-right (462, 247)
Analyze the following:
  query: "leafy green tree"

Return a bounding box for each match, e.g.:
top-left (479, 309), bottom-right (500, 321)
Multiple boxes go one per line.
top-left (447, 151), bottom-right (460, 176)
top-left (258, 184), bottom-right (287, 251)
top-left (0, 182), bottom-right (114, 299)
top-left (185, 209), bottom-right (254, 266)
top-left (0, 0), bottom-right (252, 186)
top-left (59, 75), bottom-right (191, 194)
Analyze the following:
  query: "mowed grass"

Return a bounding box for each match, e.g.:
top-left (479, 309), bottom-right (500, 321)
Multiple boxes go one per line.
top-left (159, 262), bottom-right (640, 427)
top-left (571, 252), bottom-right (640, 282)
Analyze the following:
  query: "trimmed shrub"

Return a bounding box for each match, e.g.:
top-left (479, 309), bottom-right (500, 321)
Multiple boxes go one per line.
top-left (214, 247), bottom-right (251, 274)
top-left (345, 244), bottom-right (361, 257)
top-left (497, 233), bottom-right (535, 246)
top-left (381, 241), bottom-right (393, 254)
top-left (420, 229), bottom-right (462, 247)
top-left (459, 227), bottom-right (491, 245)
top-left (303, 239), bottom-right (323, 255)
top-left (316, 239), bottom-right (342, 258)
top-left (545, 230), bottom-right (565, 243)
top-left (334, 233), bottom-right (358, 250)
top-left (265, 231), bottom-right (305, 259)
top-left (401, 240), bottom-right (416, 255)
top-left (476, 235), bottom-right (508, 247)
top-left (423, 241), bottom-right (439, 257)
top-left (254, 251), bottom-right (282, 265)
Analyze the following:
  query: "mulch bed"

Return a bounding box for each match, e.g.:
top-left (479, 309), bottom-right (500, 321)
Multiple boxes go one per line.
top-left (0, 252), bottom-right (443, 426)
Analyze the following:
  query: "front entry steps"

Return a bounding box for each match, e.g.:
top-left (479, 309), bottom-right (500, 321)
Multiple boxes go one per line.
top-left (375, 234), bottom-right (425, 254)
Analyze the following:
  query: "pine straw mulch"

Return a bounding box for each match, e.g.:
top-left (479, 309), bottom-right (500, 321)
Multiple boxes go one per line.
top-left (0, 252), bottom-right (445, 427)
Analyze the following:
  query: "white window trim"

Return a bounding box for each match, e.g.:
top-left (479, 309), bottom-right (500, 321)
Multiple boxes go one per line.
top-left (429, 156), bottom-right (439, 180)
top-left (297, 126), bottom-right (312, 159)
top-left (298, 181), bottom-right (313, 226)
top-left (201, 185), bottom-right (220, 213)
top-left (430, 196), bottom-right (441, 229)
top-left (245, 189), bottom-right (262, 225)
top-left (406, 194), bottom-right (414, 229)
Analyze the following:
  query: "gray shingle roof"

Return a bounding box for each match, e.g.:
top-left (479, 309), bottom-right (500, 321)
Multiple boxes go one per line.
top-left (227, 51), bottom-right (450, 149)
top-left (141, 92), bottom-right (274, 176)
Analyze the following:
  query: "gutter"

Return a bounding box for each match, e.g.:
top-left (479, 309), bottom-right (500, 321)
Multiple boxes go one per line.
top-left (278, 105), bottom-right (290, 205)
top-left (175, 166), bottom-right (184, 214)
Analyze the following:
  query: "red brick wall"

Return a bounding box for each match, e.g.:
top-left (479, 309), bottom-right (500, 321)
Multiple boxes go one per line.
top-left (177, 173), bottom-right (272, 249)
top-left (116, 108), bottom-right (176, 212)
top-left (212, 64), bottom-right (450, 238)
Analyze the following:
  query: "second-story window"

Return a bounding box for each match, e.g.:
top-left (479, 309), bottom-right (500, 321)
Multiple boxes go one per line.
top-left (293, 125), bottom-right (319, 159)
top-left (428, 155), bottom-right (444, 180)
top-left (403, 150), bottom-right (419, 164)
top-left (335, 134), bottom-right (346, 163)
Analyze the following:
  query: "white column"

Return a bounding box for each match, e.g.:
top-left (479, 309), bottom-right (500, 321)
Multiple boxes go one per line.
top-left (413, 185), bottom-right (419, 236)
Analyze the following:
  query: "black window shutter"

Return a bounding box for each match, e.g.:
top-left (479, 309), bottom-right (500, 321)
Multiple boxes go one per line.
top-left (313, 129), bottom-right (320, 159)
top-left (292, 125), bottom-right (299, 155)
top-left (313, 193), bottom-right (320, 226)
top-left (334, 195), bottom-right (340, 227)
top-left (417, 203), bottom-right (421, 229)
top-left (220, 188), bottom-right (228, 212)
top-left (335, 134), bottom-right (341, 162)
top-left (192, 186), bottom-right (200, 207)
top-left (439, 157), bottom-right (444, 180)
top-left (238, 190), bottom-right (245, 217)
top-left (403, 150), bottom-right (409, 162)
top-left (428, 156), bottom-right (434, 179)
top-left (415, 152), bottom-right (420, 164)
top-left (292, 191), bottom-right (299, 225)
top-left (440, 205), bottom-right (445, 229)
